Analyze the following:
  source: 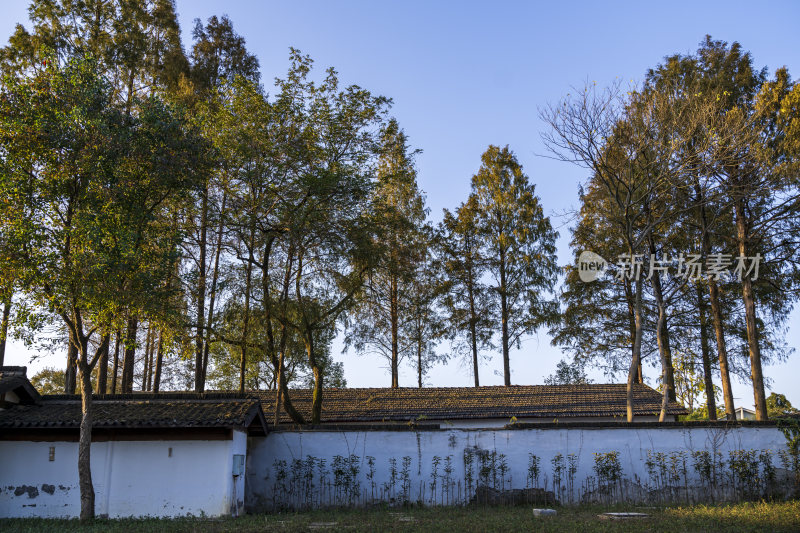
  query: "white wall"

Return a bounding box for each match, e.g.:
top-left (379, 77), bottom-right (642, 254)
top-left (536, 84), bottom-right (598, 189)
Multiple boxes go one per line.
top-left (230, 430), bottom-right (247, 517)
top-left (0, 431), bottom-right (248, 518)
top-left (246, 425), bottom-right (790, 510)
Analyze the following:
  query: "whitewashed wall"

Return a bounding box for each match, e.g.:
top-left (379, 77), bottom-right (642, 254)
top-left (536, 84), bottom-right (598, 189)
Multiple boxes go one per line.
top-left (246, 425), bottom-right (791, 510)
top-left (0, 430), bottom-right (247, 518)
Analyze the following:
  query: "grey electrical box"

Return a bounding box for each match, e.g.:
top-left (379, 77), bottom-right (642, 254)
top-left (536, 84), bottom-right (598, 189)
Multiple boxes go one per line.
top-left (232, 454), bottom-right (245, 476)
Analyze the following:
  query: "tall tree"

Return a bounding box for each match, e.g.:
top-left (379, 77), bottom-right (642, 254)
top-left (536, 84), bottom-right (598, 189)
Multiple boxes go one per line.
top-left (435, 199), bottom-right (494, 387)
top-left (186, 14), bottom-right (259, 392)
top-left (276, 51), bottom-right (389, 422)
top-left (541, 80), bottom-right (722, 420)
top-left (689, 38), bottom-right (798, 419)
top-left (345, 119), bottom-right (429, 387)
top-left (405, 243), bottom-right (445, 388)
top-left (468, 145), bottom-right (559, 386)
top-left (0, 58), bottom-right (204, 519)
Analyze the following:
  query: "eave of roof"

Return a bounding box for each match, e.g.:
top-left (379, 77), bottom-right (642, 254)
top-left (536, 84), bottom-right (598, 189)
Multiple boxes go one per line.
top-left (0, 394), bottom-right (267, 434)
top-left (0, 366), bottom-right (42, 405)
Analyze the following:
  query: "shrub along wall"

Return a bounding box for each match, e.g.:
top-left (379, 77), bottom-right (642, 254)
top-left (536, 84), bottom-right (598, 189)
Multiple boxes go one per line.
top-left (245, 421), bottom-right (799, 511)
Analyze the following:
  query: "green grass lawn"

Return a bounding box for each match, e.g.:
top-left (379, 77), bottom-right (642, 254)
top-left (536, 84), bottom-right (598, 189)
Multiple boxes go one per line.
top-left (2, 501), bottom-right (799, 532)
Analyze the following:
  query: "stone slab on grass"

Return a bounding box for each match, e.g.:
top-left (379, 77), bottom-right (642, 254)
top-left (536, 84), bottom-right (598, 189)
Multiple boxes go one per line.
top-left (598, 512), bottom-right (649, 520)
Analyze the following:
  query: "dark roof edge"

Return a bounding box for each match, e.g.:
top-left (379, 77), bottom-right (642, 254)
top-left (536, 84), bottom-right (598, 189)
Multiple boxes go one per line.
top-left (263, 420), bottom-right (781, 432)
top-left (507, 420), bottom-right (781, 429)
top-left (0, 366), bottom-right (29, 372)
top-left (42, 392), bottom-right (256, 401)
top-left (268, 423), bottom-right (442, 432)
top-left (0, 377), bottom-right (42, 405)
top-left (243, 402), bottom-right (269, 435)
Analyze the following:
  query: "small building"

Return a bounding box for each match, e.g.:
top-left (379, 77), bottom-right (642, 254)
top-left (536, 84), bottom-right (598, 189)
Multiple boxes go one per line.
top-left (736, 406), bottom-right (758, 420)
top-left (0, 367), bottom-right (266, 519)
top-left (255, 383), bottom-right (688, 427)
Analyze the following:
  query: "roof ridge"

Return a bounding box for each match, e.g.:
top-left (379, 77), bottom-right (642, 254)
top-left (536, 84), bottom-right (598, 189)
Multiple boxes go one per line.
top-left (43, 392), bottom-right (257, 401)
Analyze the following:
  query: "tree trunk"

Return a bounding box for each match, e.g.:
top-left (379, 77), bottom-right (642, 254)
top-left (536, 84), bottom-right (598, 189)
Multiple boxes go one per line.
top-left (417, 334), bottom-right (423, 388)
top-left (467, 268), bottom-right (480, 387)
top-left (273, 276), bottom-right (293, 427)
top-left (65, 336), bottom-right (78, 394)
top-left (654, 296), bottom-right (670, 422)
top-left (273, 349), bottom-right (284, 427)
top-left (153, 330), bottom-right (164, 393)
top-left (733, 198), bottom-right (767, 420)
top-left (627, 274), bottom-right (644, 422)
top-left (648, 241), bottom-right (676, 419)
top-left (499, 246), bottom-right (511, 386)
top-left (273, 341), bottom-right (303, 425)
top-left (294, 249), bottom-right (322, 423)
top-left (110, 329), bottom-right (120, 395)
top-left (145, 328), bottom-right (155, 392)
top-left (624, 278), bottom-right (643, 383)
top-left (0, 298), bottom-right (10, 367)
top-left (696, 181), bottom-right (735, 420)
top-left (141, 326), bottom-right (152, 391)
top-left (262, 239), bottom-right (304, 424)
top-left (202, 194), bottom-right (227, 391)
top-left (390, 273), bottom-right (399, 388)
top-left (77, 356), bottom-right (95, 520)
top-left (696, 283), bottom-right (717, 420)
top-left (194, 187), bottom-right (208, 392)
top-left (303, 328), bottom-right (323, 424)
top-left (121, 315), bottom-right (138, 393)
top-left (311, 362), bottom-right (324, 424)
top-left (239, 248), bottom-right (253, 392)
top-left (96, 333), bottom-right (110, 395)
top-left (111, 329), bottom-right (122, 394)
top-left (708, 280), bottom-right (736, 420)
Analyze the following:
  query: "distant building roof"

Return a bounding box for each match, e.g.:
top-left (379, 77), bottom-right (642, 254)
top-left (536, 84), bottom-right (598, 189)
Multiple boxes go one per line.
top-left (255, 384), bottom-right (688, 424)
top-left (0, 392), bottom-right (266, 434)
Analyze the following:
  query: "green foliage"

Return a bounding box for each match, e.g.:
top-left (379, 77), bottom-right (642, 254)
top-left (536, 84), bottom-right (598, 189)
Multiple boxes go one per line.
top-left (544, 359), bottom-right (592, 385)
top-left (767, 393), bottom-right (798, 419)
top-left (592, 451), bottom-right (622, 486)
top-left (189, 15), bottom-right (259, 97)
top-left (0, 0), bottom-right (188, 100)
top-left (29, 366), bottom-right (67, 395)
top-left (526, 453), bottom-right (541, 488)
top-left (682, 405), bottom-right (726, 421)
top-left (0, 56), bottom-right (203, 345)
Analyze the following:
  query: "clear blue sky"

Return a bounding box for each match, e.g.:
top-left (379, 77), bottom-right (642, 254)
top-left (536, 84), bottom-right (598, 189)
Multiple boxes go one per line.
top-left (2, 1), bottom-right (798, 408)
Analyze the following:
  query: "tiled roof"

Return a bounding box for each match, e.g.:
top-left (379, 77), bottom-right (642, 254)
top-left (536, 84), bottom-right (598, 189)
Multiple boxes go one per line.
top-left (255, 384), bottom-right (688, 424)
top-left (0, 392), bottom-right (265, 431)
top-left (0, 385), bottom-right (687, 430)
